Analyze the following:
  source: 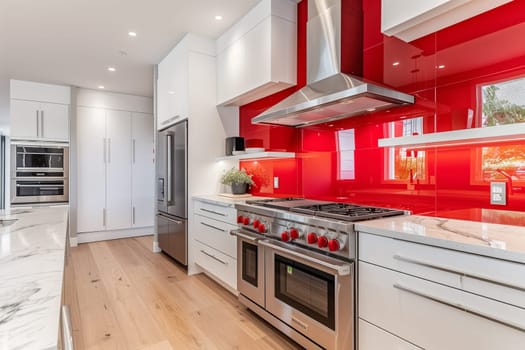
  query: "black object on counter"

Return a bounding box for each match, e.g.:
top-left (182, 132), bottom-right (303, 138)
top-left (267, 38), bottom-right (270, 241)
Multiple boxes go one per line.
top-left (225, 137), bottom-right (245, 155)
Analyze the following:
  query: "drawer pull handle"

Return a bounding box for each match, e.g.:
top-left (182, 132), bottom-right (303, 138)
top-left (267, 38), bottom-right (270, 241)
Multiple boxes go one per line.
top-left (200, 208), bottom-right (226, 216)
top-left (393, 283), bottom-right (525, 333)
top-left (393, 254), bottom-right (525, 293)
top-left (200, 250), bottom-right (228, 265)
top-left (201, 222), bottom-right (226, 232)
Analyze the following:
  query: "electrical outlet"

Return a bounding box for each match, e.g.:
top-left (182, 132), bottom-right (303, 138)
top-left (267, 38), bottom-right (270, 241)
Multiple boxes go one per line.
top-left (273, 176), bottom-right (279, 189)
top-left (490, 182), bottom-right (506, 205)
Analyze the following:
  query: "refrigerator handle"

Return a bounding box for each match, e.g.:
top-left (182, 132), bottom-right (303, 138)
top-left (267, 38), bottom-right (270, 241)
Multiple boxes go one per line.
top-left (166, 133), bottom-right (172, 204)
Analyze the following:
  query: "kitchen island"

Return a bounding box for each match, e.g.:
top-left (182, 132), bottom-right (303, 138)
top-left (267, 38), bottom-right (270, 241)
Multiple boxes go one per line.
top-left (0, 206), bottom-right (69, 350)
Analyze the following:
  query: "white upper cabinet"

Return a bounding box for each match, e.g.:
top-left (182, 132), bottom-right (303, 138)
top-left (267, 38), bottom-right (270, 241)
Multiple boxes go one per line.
top-left (381, 0), bottom-right (513, 42)
top-left (10, 80), bottom-right (70, 141)
top-left (157, 34), bottom-right (213, 130)
top-left (216, 0), bottom-right (297, 106)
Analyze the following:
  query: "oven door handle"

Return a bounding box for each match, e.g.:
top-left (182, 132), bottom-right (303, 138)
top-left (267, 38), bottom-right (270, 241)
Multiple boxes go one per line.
top-left (230, 229), bottom-right (259, 242)
top-left (259, 240), bottom-right (352, 276)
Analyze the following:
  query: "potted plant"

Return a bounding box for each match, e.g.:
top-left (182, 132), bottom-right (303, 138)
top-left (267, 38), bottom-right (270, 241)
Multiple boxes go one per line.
top-left (221, 167), bottom-right (255, 194)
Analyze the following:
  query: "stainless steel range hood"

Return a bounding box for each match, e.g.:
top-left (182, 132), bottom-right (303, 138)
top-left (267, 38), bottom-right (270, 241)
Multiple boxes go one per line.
top-left (252, 0), bottom-right (414, 128)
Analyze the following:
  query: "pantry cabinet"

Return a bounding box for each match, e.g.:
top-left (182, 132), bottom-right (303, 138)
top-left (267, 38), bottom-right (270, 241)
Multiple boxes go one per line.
top-left (10, 80), bottom-right (70, 141)
top-left (216, 0), bottom-right (297, 106)
top-left (131, 112), bottom-right (155, 228)
top-left (76, 93), bottom-right (154, 239)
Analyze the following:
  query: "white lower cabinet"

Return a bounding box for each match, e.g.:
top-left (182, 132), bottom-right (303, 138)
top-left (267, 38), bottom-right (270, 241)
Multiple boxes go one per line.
top-left (358, 232), bottom-right (525, 350)
top-left (192, 199), bottom-right (237, 291)
top-left (359, 319), bottom-right (421, 350)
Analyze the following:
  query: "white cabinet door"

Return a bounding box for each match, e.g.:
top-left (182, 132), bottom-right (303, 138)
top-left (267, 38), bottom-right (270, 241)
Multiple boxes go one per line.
top-left (77, 106), bottom-right (106, 233)
top-left (10, 99), bottom-right (39, 139)
top-left (131, 112), bottom-right (154, 227)
top-left (106, 110), bottom-right (132, 230)
top-left (41, 102), bottom-right (69, 141)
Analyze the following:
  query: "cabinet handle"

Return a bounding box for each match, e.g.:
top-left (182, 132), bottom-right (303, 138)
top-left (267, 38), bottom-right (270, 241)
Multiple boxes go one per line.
top-left (132, 139), bottom-right (136, 164)
top-left (103, 208), bottom-right (106, 227)
top-left (200, 222), bottom-right (226, 232)
top-left (200, 208), bottom-right (226, 217)
top-left (36, 111), bottom-right (40, 137)
top-left (108, 138), bottom-right (111, 163)
top-left (393, 254), bottom-right (525, 292)
top-left (41, 110), bottom-right (45, 138)
top-left (132, 207), bottom-right (136, 225)
top-left (200, 250), bottom-right (228, 265)
top-left (393, 283), bottom-right (525, 333)
top-left (103, 138), bottom-right (107, 163)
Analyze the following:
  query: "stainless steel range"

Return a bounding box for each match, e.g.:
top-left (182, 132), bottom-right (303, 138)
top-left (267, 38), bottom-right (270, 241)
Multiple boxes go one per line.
top-left (231, 198), bottom-right (405, 350)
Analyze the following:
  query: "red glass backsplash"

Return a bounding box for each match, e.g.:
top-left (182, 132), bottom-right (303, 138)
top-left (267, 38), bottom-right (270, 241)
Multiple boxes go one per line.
top-left (240, 0), bottom-right (525, 218)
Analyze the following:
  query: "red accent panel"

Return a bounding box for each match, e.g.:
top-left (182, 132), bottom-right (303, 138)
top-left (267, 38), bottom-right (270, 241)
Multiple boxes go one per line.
top-left (237, 0), bottom-right (525, 220)
top-left (340, 0), bottom-right (363, 76)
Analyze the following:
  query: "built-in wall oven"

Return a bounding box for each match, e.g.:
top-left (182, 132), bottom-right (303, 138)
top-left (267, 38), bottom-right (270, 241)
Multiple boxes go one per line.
top-left (11, 144), bottom-right (69, 204)
top-left (233, 198), bottom-right (405, 350)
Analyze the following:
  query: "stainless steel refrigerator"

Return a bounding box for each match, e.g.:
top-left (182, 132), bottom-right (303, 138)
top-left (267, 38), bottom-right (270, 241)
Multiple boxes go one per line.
top-left (156, 120), bottom-right (187, 265)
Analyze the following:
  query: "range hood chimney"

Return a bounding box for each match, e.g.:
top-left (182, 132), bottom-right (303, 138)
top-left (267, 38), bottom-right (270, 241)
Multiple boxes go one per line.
top-left (252, 0), bottom-right (414, 128)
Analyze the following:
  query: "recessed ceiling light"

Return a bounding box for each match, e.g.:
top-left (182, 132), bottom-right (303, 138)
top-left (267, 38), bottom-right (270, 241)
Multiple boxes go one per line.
top-left (168, 91), bottom-right (175, 95)
top-left (108, 67), bottom-right (116, 72)
top-left (392, 61), bottom-right (400, 66)
top-left (437, 64), bottom-right (445, 69)
top-left (128, 31), bottom-right (137, 37)
top-left (215, 15), bottom-right (223, 21)
top-left (98, 85), bottom-right (105, 89)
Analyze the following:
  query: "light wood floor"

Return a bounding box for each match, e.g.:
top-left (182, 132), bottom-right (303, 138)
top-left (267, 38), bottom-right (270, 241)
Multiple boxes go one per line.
top-left (64, 236), bottom-right (302, 350)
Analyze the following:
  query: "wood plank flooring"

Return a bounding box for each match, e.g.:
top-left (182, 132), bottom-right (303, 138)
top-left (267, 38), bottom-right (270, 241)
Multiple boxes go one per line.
top-left (65, 236), bottom-right (302, 350)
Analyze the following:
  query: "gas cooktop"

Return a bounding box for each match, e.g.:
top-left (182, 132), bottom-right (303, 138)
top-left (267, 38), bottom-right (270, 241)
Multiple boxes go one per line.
top-left (245, 197), bottom-right (405, 222)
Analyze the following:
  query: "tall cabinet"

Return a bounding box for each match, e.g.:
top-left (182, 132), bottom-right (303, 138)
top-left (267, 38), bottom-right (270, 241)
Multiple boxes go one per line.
top-left (76, 89), bottom-right (154, 242)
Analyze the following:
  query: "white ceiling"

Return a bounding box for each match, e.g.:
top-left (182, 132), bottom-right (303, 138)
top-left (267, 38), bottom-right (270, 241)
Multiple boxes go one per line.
top-left (0, 0), bottom-right (260, 97)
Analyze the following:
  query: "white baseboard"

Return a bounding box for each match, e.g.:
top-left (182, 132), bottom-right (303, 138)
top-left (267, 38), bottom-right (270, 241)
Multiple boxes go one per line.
top-left (69, 236), bottom-right (78, 247)
top-left (77, 226), bottom-right (154, 244)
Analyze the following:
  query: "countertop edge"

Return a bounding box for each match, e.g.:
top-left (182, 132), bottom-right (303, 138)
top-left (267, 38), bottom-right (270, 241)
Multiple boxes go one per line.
top-left (355, 217), bottom-right (525, 264)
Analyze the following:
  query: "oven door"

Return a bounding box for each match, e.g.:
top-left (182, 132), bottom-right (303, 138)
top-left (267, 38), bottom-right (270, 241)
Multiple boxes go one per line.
top-left (11, 178), bottom-right (69, 204)
top-left (230, 229), bottom-right (265, 307)
top-left (260, 239), bottom-right (354, 350)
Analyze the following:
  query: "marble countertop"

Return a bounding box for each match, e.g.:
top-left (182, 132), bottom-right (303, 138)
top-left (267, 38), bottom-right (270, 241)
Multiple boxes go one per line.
top-left (0, 206), bottom-right (69, 349)
top-left (192, 194), bottom-right (271, 207)
top-left (355, 214), bottom-right (525, 264)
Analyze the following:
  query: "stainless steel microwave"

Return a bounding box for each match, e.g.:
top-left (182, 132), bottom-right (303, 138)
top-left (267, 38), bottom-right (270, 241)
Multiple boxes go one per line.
top-left (11, 144), bottom-right (69, 204)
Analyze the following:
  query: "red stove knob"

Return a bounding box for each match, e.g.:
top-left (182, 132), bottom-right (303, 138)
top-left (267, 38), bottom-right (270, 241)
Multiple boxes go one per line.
top-left (237, 215), bottom-right (244, 224)
top-left (253, 219), bottom-right (260, 229)
top-left (258, 223), bottom-right (266, 233)
top-left (281, 231), bottom-right (290, 242)
top-left (307, 232), bottom-right (318, 244)
top-left (318, 236), bottom-right (328, 248)
top-left (290, 228), bottom-right (299, 240)
top-left (328, 239), bottom-right (341, 252)
top-left (243, 217), bottom-right (250, 225)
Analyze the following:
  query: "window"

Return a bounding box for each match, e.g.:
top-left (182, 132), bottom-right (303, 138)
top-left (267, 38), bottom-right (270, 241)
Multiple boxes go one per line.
top-left (471, 76), bottom-right (525, 185)
top-left (337, 129), bottom-right (355, 180)
top-left (386, 117), bottom-right (427, 183)
top-left (481, 76), bottom-right (525, 127)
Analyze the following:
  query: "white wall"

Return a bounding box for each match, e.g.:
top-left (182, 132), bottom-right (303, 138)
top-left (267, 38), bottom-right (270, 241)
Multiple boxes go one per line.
top-left (0, 77), bottom-right (9, 134)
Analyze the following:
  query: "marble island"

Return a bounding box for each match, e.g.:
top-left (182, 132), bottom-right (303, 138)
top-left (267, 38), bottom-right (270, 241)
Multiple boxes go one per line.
top-left (0, 206), bottom-right (69, 350)
top-left (355, 213), bottom-right (525, 264)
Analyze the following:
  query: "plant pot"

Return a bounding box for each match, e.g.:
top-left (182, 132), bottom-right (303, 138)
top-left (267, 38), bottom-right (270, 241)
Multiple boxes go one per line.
top-left (231, 183), bottom-right (248, 195)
